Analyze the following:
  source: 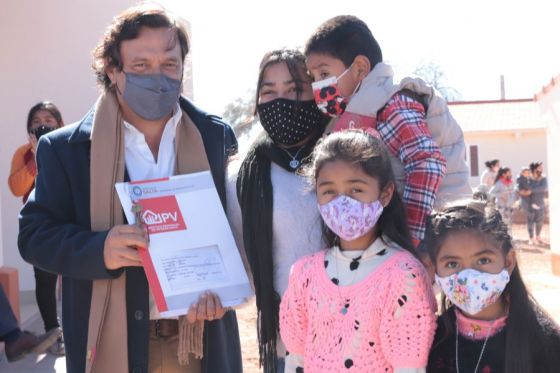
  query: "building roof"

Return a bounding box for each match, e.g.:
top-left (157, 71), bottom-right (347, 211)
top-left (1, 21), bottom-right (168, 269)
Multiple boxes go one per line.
top-left (535, 75), bottom-right (560, 100)
top-left (448, 99), bottom-right (546, 133)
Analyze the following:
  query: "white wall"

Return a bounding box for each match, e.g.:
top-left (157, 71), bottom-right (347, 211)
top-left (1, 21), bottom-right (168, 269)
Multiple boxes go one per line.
top-left (538, 84), bottom-right (560, 273)
top-left (464, 130), bottom-right (548, 189)
top-left (0, 0), bottom-right (143, 290)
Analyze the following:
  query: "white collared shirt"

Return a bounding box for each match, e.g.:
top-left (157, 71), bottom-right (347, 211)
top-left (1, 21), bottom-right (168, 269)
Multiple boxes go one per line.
top-left (123, 104), bottom-right (182, 320)
top-left (123, 104), bottom-right (182, 181)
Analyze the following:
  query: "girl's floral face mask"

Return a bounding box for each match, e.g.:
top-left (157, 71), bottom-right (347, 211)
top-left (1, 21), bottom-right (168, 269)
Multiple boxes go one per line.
top-left (435, 268), bottom-right (510, 316)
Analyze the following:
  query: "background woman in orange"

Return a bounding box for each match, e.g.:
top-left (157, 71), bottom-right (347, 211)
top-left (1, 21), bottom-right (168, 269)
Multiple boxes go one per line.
top-left (8, 101), bottom-right (65, 355)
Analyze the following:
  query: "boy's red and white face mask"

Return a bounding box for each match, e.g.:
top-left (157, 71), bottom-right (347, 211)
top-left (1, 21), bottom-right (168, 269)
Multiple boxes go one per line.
top-left (312, 65), bottom-right (356, 117)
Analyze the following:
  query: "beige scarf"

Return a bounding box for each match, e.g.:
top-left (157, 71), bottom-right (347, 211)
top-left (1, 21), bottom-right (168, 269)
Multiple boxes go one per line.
top-left (85, 91), bottom-right (209, 373)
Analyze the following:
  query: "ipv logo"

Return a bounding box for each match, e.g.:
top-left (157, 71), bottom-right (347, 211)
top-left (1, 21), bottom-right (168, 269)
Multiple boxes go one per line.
top-left (143, 210), bottom-right (178, 225)
top-left (137, 196), bottom-right (187, 234)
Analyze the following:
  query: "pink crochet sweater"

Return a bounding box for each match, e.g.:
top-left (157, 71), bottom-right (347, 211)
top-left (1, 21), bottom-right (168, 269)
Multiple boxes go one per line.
top-left (280, 249), bottom-right (436, 372)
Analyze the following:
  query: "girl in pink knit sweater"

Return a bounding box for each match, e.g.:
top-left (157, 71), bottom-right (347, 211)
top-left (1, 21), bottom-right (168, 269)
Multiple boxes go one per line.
top-left (280, 130), bottom-right (437, 373)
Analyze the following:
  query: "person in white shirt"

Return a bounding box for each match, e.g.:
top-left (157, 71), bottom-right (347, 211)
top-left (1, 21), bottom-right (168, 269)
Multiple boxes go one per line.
top-left (479, 159), bottom-right (500, 193)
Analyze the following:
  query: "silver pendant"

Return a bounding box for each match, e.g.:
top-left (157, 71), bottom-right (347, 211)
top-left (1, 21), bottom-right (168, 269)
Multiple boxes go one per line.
top-left (340, 307), bottom-right (347, 315)
top-left (289, 159), bottom-right (300, 169)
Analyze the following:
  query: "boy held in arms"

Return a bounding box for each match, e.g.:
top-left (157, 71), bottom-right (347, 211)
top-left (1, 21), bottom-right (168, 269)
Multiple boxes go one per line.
top-left (305, 15), bottom-right (471, 247)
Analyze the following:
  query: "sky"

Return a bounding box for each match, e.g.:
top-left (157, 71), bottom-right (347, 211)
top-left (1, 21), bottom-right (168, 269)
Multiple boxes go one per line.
top-left (162, 0), bottom-right (560, 116)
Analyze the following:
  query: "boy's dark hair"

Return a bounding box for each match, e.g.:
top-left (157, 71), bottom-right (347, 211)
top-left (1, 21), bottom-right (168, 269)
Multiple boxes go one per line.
top-left (304, 15), bottom-right (383, 70)
top-left (305, 130), bottom-right (415, 254)
top-left (92, 4), bottom-right (189, 90)
top-left (425, 199), bottom-right (560, 373)
top-left (26, 101), bottom-right (64, 132)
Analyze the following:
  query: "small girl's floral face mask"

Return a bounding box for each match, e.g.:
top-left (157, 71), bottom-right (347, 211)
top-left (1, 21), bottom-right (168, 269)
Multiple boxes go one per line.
top-left (435, 268), bottom-right (510, 316)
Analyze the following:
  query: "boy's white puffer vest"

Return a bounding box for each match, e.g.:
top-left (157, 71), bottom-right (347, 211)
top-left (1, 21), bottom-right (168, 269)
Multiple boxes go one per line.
top-left (343, 62), bottom-right (472, 208)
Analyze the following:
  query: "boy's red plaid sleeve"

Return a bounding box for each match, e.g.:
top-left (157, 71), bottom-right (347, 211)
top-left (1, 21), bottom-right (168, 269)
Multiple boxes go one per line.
top-left (376, 93), bottom-right (446, 241)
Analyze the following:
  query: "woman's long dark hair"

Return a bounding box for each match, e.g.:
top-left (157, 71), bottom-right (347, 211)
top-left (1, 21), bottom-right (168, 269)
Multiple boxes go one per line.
top-left (485, 159), bottom-right (499, 169)
top-left (304, 130), bottom-right (416, 255)
top-left (26, 101), bottom-right (64, 132)
top-left (236, 48), bottom-right (319, 373)
top-left (424, 199), bottom-right (560, 373)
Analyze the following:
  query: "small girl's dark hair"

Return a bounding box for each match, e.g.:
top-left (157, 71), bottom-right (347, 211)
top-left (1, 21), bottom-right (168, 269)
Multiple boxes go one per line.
top-left (26, 101), bottom-right (64, 132)
top-left (304, 130), bottom-right (415, 254)
top-left (425, 199), bottom-right (560, 373)
top-left (494, 166), bottom-right (511, 184)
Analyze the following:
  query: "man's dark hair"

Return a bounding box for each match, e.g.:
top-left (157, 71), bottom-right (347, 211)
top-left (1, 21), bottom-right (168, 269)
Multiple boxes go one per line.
top-left (92, 4), bottom-right (189, 90)
top-left (304, 15), bottom-right (383, 70)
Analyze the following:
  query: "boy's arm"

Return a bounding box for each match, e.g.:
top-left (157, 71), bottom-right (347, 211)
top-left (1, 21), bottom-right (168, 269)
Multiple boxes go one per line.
top-left (377, 93), bottom-right (446, 241)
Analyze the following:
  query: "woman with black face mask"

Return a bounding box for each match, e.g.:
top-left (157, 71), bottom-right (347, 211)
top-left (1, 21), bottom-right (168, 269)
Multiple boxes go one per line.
top-left (226, 48), bottom-right (329, 373)
top-left (8, 101), bottom-right (65, 356)
top-left (527, 162), bottom-right (548, 245)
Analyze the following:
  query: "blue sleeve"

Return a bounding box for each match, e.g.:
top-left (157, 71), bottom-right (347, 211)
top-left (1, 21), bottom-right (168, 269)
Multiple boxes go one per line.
top-left (18, 136), bottom-right (122, 280)
top-left (224, 122), bottom-right (238, 157)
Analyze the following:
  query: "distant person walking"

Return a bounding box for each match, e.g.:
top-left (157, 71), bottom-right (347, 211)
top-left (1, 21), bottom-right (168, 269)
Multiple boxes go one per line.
top-left (479, 159), bottom-right (500, 193)
top-left (489, 167), bottom-right (515, 233)
top-left (527, 162), bottom-right (548, 244)
top-left (516, 166), bottom-right (532, 238)
top-left (8, 101), bottom-right (65, 356)
top-left (516, 167), bottom-right (532, 209)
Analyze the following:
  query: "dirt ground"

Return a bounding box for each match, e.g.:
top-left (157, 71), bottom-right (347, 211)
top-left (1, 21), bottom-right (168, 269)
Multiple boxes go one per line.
top-left (236, 224), bottom-right (559, 373)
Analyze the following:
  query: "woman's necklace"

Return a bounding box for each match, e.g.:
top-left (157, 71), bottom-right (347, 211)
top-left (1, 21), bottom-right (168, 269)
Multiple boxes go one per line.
top-left (280, 146), bottom-right (305, 169)
top-left (455, 317), bottom-right (495, 373)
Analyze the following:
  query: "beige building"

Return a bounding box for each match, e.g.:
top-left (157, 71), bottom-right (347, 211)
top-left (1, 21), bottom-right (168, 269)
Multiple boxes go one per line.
top-left (536, 76), bottom-right (560, 274)
top-left (0, 1), bottom-right (192, 293)
top-left (448, 99), bottom-right (548, 189)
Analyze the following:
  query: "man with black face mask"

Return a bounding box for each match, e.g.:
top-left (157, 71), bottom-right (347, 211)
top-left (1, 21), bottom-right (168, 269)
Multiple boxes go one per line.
top-left (18, 4), bottom-right (242, 373)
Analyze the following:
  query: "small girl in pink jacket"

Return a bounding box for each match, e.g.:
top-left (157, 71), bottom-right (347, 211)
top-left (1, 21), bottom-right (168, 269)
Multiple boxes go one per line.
top-left (280, 130), bottom-right (436, 373)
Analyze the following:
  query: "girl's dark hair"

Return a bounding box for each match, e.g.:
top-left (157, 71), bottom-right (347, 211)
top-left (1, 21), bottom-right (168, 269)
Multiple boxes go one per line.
top-left (304, 15), bottom-right (383, 70)
top-left (254, 48), bottom-right (309, 114)
top-left (26, 101), bottom-right (64, 132)
top-left (530, 162), bottom-right (543, 173)
top-left (92, 4), bottom-right (189, 90)
top-left (494, 166), bottom-right (511, 184)
top-left (305, 130), bottom-right (415, 254)
top-left (484, 159), bottom-right (500, 169)
top-left (425, 199), bottom-right (560, 373)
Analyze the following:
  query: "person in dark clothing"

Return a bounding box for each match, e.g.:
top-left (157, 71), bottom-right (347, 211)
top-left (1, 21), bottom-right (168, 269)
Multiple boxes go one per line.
top-left (0, 286), bottom-right (60, 362)
top-left (425, 199), bottom-right (560, 373)
top-left (8, 101), bottom-right (65, 356)
top-left (528, 162), bottom-right (548, 244)
top-left (18, 4), bottom-right (242, 373)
